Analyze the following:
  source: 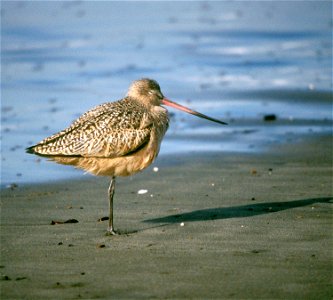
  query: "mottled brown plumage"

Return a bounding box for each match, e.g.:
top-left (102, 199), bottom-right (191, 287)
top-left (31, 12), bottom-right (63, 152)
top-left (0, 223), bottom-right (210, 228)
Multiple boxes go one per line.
top-left (27, 79), bottom-right (169, 174)
top-left (27, 78), bottom-right (227, 235)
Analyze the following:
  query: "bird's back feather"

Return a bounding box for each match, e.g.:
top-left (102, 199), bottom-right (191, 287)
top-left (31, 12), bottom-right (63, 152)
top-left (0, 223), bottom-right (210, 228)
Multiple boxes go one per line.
top-left (27, 98), bottom-right (153, 157)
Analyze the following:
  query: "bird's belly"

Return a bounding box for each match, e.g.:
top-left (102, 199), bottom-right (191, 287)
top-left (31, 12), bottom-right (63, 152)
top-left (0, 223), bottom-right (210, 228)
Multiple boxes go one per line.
top-left (50, 124), bottom-right (166, 177)
top-left (111, 128), bottom-right (163, 177)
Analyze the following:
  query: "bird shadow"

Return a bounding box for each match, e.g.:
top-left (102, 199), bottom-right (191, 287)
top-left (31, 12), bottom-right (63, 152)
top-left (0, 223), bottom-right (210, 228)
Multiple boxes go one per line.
top-left (143, 197), bottom-right (332, 224)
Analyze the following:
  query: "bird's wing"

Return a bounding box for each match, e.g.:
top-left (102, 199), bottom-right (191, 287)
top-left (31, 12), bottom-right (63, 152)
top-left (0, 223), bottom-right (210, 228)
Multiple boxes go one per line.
top-left (28, 99), bottom-right (152, 157)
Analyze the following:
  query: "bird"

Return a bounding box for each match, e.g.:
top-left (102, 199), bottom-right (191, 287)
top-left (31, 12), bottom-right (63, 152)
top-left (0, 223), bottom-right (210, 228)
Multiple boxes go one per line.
top-left (26, 78), bottom-right (227, 235)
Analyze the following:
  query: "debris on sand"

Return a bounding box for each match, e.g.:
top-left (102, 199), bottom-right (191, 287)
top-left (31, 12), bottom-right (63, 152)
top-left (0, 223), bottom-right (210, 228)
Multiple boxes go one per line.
top-left (50, 219), bottom-right (79, 225)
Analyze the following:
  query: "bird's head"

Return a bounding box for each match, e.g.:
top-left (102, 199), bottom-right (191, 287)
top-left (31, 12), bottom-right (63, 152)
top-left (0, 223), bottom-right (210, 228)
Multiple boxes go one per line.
top-left (127, 78), bottom-right (164, 106)
top-left (127, 78), bottom-right (228, 125)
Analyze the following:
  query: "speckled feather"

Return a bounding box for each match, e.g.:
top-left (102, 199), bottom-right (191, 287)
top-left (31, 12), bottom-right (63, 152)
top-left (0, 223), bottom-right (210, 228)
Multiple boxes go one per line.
top-left (29, 99), bottom-right (152, 157)
top-left (27, 79), bottom-right (170, 160)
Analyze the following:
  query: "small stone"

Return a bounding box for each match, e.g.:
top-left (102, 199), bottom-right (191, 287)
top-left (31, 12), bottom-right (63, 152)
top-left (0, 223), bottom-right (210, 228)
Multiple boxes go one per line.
top-left (15, 277), bottom-right (27, 281)
top-left (137, 189), bottom-right (148, 195)
top-left (251, 250), bottom-right (260, 254)
top-left (51, 220), bottom-right (62, 225)
top-left (263, 114), bottom-right (277, 121)
top-left (2, 276), bottom-right (11, 281)
top-left (308, 83), bottom-right (315, 90)
top-left (64, 219), bottom-right (78, 224)
top-left (7, 183), bottom-right (18, 190)
top-left (51, 219), bottom-right (78, 225)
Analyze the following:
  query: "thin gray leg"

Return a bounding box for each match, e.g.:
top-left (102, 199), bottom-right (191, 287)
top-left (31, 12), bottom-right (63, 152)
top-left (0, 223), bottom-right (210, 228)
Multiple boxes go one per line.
top-left (107, 176), bottom-right (117, 235)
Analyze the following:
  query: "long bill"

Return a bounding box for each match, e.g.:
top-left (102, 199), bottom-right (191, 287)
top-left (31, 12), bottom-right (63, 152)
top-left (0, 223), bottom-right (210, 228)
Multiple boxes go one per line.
top-left (162, 98), bottom-right (228, 125)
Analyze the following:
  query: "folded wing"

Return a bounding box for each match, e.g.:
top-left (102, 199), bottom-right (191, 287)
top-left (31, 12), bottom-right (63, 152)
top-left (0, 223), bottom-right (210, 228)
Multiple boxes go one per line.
top-left (27, 99), bottom-right (152, 158)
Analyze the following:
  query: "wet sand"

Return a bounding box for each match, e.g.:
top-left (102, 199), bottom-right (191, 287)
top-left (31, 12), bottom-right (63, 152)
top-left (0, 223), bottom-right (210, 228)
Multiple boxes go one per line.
top-left (1, 135), bottom-right (332, 299)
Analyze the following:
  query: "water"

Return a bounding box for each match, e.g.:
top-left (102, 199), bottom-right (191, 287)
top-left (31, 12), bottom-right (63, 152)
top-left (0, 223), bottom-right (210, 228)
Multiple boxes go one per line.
top-left (1, 1), bottom-right (332, 187)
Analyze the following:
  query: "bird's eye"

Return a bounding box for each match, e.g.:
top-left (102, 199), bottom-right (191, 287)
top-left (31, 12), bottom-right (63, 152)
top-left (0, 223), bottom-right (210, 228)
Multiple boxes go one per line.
top-left (148, 90), bottom-right (154, 95)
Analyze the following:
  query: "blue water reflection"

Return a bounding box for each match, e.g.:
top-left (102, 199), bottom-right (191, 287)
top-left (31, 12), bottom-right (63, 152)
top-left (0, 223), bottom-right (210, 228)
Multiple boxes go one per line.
top-left (1, 1), bottom-right (332, 186)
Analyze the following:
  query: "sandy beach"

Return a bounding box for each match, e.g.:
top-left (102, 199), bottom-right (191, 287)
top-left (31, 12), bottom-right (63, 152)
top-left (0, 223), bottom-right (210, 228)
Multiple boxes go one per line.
top-left (2, 2), bottom-right (332, 299)
top-left (1, 135), bottom-right (332, 299)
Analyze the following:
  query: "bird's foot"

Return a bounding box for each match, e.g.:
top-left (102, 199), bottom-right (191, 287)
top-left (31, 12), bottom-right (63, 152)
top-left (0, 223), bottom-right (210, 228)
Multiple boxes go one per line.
top-left (105, 228), bottom-right (138, 236)
top-left (105, 227), bottom-right (118, 236)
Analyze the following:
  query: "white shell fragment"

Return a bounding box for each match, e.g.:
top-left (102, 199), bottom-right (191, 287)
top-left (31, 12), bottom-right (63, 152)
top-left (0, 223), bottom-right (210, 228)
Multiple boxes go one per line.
top-left (180, 222), bottom-right (185, 227)
top-left (137, 189), bottom-right (148, 195)
top-left (153, 167), bottom-right (159, 172)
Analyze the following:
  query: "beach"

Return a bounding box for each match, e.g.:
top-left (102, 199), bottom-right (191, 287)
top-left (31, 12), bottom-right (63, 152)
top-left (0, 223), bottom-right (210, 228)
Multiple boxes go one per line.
top-left (1, 1), bottom-right (332, 299)
top-left (1, 135), bottom-right (332, 299)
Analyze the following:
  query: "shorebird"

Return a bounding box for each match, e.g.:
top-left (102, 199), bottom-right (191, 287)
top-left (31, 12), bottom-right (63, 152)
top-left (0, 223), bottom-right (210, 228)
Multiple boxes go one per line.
top-left (26, 78), bottom-right (227, 235)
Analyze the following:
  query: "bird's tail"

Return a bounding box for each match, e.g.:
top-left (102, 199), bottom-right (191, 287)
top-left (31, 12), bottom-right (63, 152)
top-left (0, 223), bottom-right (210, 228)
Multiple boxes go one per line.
top-left (26, 145), bottom-right (37, 154)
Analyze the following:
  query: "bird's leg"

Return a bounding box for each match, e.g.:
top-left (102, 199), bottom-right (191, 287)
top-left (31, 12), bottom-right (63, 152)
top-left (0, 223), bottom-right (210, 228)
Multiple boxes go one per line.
top-left (107, 176), bottom-right (117, 235)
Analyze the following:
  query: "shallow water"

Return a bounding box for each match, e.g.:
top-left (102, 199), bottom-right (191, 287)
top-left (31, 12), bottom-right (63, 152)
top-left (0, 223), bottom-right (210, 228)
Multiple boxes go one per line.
top-left (1, 1), bottom-right (332, 187)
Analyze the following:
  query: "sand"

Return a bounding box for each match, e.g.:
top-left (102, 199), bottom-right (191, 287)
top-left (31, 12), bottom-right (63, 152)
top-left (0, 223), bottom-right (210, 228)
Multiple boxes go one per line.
top-left (1, 135), bottom-right (332, 299)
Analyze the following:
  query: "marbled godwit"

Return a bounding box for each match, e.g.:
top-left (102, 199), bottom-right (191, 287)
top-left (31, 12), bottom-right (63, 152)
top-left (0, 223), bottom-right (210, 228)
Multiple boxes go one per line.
top-left (26, 78), bottom-right (227, 235)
